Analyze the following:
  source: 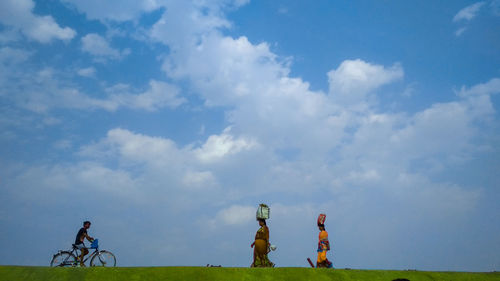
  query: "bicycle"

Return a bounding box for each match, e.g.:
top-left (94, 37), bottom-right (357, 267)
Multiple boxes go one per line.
top-left (50, 239), bottom-right (116, 267)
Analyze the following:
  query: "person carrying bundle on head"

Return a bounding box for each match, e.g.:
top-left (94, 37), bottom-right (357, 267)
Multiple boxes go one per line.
top-left (316, 214), bottom-right (333, 268)
top-left (250, 204), bottom-right (275, 267)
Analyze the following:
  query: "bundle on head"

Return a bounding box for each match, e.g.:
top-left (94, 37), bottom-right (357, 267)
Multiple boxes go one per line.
top-left (317, 213), bottom-right (326, 225)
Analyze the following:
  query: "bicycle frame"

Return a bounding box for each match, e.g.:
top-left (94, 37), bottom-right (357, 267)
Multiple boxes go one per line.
top-left (56, 246), bottom-right (100, 266)
top-left (72, 247), bottom-right (100, 264)
top-left (53, 238), bottom-right (115, 267)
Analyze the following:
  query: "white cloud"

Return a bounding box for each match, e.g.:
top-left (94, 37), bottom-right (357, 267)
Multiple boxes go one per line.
top-left (81, 33), bottom-right (129, 60)
top-left (7, 67), bottom-right (117, 113)
top-left (214, 205), bottom-right (255, 225)
top-left (3, 63), bottom-right (184, 112)
top-left (0, 47), bottom-right (32, 65)
top-left (80, 126), bottom-right (258, 172)
top-left (77, 127), bottom-right (264, 212)
top-left (402, 83), bottom-right (417, 97)
top-left (108, 80), bottom-right (186, 111)
top-left (327, 59), bottom-right (404, 106)
top-left (453, 2), bottom-right (485, 22)
top-left (160, 34), bottom-right (288, 107)
top-left (62, 0), bottom-right (162, 22)
top-left (150, 4), bottom-right (347, 156)
top-left (458, 77), bottom-right (500, 97)
top-left (195, 127), bottom-right (258, 163)
top-left (151, 2), bottom-right (233, 51)
top-left (77, 67), bottom-right (96, 78)
top-left (146, 1), bottom-right (495, 177)
top-left (8, 162), bottom-right (140, 202)
top-left (62, 0), bottom-right (248, 23)
top-left (390, 102), bottom-right (474, 161)
top-left (53, 139), bottom-right (72, 150)
top-left (181, 171), bottom-right (217, 190)
top-left (0, 29), bottom-right (22, 43)
top-left (455, 27), bottom-right (467, 37)
top-left (232, 0), bottom-right (251, 8)
top-left (81, 128), bottom-right (182, 166)
top-left (42, 116), bottom-right (61, 126)
top-left (79, 127), bottom-right (260, 192)
top-left (0, 0), bottom-right (76, 43)
top-left (455, 78), bottom-right (500, 119)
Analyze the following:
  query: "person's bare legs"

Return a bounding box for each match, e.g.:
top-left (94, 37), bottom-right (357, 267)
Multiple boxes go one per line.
top-left (79, 248), bottom-right (88, 267)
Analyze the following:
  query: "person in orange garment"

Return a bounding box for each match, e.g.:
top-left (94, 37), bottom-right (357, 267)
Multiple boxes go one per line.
top-left (317, 214), bottom-right (333, 268)
top-left (250, 218), bottom-right (274, 267)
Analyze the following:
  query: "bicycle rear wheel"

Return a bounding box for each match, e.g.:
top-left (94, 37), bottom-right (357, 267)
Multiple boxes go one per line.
top-left (90, 250), bottom-right (116, 267)
top-left (50, 251), bottom-right (77, 267)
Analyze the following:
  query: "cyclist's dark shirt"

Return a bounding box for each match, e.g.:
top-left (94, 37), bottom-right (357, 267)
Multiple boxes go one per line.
top-left (75, 228), bottom-right (87, 245)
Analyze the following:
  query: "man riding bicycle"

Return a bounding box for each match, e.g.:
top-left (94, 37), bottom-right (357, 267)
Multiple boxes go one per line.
top-left (75, 221), bottom-right (94, 266)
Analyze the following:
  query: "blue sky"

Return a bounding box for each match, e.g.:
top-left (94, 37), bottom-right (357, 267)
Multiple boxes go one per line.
top-left (0, 0), bottom-right (499, 271)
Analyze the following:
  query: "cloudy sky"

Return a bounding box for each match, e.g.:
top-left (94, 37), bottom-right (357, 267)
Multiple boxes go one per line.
top-left (0, 0), bottom-right (499, 271)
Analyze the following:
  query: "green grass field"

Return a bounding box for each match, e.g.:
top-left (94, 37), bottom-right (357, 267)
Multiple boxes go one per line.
top-left (0, 266), bottom-right (498, 281)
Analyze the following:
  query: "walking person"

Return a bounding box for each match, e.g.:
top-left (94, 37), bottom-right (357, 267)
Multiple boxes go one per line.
top-left (316, 214), bottom-right (333, 268)
top-left (251, 218), bottom-right (274, 267)
top-left (251, 204), bottom-right (275, 267)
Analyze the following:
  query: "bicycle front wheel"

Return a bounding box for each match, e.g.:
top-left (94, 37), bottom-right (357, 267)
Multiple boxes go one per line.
top-left (90, 250), bottom-right (116, 267)
top-left (50, 251), bottom-right (77, 267)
